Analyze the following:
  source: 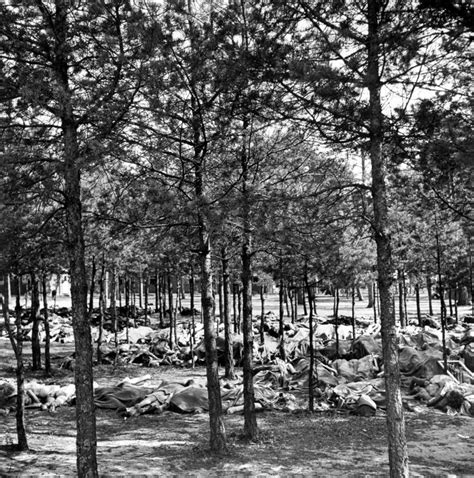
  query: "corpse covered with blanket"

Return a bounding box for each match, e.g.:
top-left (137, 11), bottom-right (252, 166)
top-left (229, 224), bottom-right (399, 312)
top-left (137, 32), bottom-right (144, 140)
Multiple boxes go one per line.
top-left (94, 377), bottom-right (278, 417)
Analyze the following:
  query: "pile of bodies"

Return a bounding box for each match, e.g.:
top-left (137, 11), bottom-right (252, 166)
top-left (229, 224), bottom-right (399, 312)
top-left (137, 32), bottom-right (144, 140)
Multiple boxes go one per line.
top-left (1, 312), bottom-right (473, 418)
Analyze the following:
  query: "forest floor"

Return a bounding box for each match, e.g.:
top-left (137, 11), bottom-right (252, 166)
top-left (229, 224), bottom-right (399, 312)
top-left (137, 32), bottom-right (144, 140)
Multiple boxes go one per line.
top-left (0, 294), bottom-right (473, 477)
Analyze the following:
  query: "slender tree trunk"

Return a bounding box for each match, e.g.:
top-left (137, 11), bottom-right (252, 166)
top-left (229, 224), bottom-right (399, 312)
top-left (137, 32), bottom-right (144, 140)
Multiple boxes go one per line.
top-left (454, 283), bottom-right (458, 323)
top-left (222, 248), bottom-right (235, 379)
top-left (351, 285), bottom-right (356, 344)
top-left (161, 274), bottom-right (167, 329)
top-left (427, 275), bottom-right (433, 315)
top-left (279, 260), bottom-right (286, 361)
top-left (398, 270), bottom-right (406, 327)
top-left (49, 5), bottom-right (99, 469)
top-left (118, 276), bottom-right (122, 309)
top-left (367, 1), bottom-right (408, 474)
top-left (155, 268), bottom-right (159, 313)
top-left (304, 266), bottom-right (315, 412)
top-left (111, 265), bottom-right (118, 346)
top-left (138, 266), bottom-right (143, 310)
top-left (168, 271), bottom-right (174, 348)
top-left (233, 283), bottom-right (238, 333)
top-left (88, 256), bottom-right (96, 316)
top-left (284, 285), bottom-right (290, 317)
top-left (448, 288), bottom-right (453, 317)
top-left (259, 285), bottom-right (265, 345)
top-left (241, 118), bottom-right (258, 440)
top-left (302, 285), bottom-right (307, 316)
top-left (30, 272), bottom-right (41, 370)
top-left (144, 270), bottom-right (149, 326)
top-left (218, 277), bottom-right (223, 325)
top-left (415, 283), bottom-right (422, 327)
top-left (104, 270), bottom-right (109, 311)
top-left (435, 220), bottom-right (448, 372)
top-left (373, 283), bottom-right (378, 323)
top-left (334, 288), bottom-right (340, 359)
top-left (190, 269), bottom-right (195, 343)
top-left (367, 281), bottom-right (374, 308)
top-left (187, 0), bottom-right (226, 451)
top-left (97, 255), bottom-right (105, 363)
top-left (237, 285), bottom-right (242, 334)
top-left (2, 275), bottom-right (28, 451)
top-left (42, 274), bottom-right (51, 376)
top-left (288, 283), bottom-right (295, 324)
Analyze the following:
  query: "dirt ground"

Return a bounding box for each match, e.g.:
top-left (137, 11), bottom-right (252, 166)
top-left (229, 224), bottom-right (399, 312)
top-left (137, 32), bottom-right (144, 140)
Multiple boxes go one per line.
top-left (0, 341), bottom-right (473, 477)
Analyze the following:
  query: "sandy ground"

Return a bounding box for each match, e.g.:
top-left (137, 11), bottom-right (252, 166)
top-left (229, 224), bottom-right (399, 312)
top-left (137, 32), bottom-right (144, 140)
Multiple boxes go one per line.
top-left (1, 293), bottom-right (473, 477)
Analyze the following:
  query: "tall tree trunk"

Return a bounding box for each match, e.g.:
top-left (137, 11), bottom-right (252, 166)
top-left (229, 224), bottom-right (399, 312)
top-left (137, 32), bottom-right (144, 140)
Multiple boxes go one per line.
top-left (233, 283), bottom-right (238, 333)
top-left (367, 1), bottom-right (408, 474)
top-left (398, 270), bottom-right (406, 327)
top-left (334, 287), bottom-right (340, 359)
top-left (51, 3), bottom-right (98, 472)
top-left (304, 266), bottom-right (315, 412)
top-left (30, 272), bottom-right (42, 371)
top-left (168, 271), bottom-right (174, 348)
top-left (97, 255), bottom-right (105, 363)
top-left (415, 283), bottom-right (422, 327)
top-left (427, 275), bottom-right (434, 315)
top-left (301, 285), bottom-right (307, 316)
top-left (351, 285), bottom-right (356, 344)
top-left (367, 281), bottom-right (374, 308)
top-left (237, 285), bottom-right (242, 334)
top-left (241, 114), bottom-right (258, 440)
top-left (155, 268), bottom-right (159, 313)
top-left (187, 0), bottom-right (226, 451)
top-left (161, 274), bottom-right (167, 329)
top-left (373, 282), bottom-right (378, 323)
top-left (435, 219), bottom-right (448, 372)
top-left (454, 283), bottom-right (458, 323)
top-left (2, 275), bottom-right (28, 451)
top-left (259, 285), bottom-right (265, 345)
top-left (138, 266), bottom-right (143, 310)
top-left (218, 277), bottom-right (223, 325)
top-left (42, 274), bottom-right (51, 376)
top-left (279, 259), bottom-right (286, 361)
top-left (190, 268), bottom-right (195, 343)
top-left (144, 270), bottom-right (149, 326)
top-left (111, 265), bottom-right (118, 346)
top-left (222, 248), bottom-right (235, 379)
top-left (88, 256), bottom-right (96, 316)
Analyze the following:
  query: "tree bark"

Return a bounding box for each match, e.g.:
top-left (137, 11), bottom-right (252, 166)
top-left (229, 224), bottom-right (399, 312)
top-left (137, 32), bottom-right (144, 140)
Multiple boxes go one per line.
top-left (111, 265), bottom-right (118, 345)
top-left (144, 270), bottom-right (149, 326)
top-left (367, 1), bottom-right (408, 474)
top-left (415, 283), bottom-right (422, 326)
top-left (155, 268), bottom-right (159, 313)
top-left (222, 248), bottom-right (235, 379)
top-left (42, 274), bottom-right (51, 376)
top-left (241, 115), bottom-right (258, 440)
top-left (97, 255), bottom-right (105, 363)
top-left (304, 267), bottom-right (315, 412)
top-left (259, 285), bottom-right (265, 345)
top-left (190, 269), bottom-right (195, 343)
top-left (2, 275), bottom-right (28, 451)
top-left (427, 275), bottom-right (434, 315)
top-left (31, 272), bottom-right (42, 371)
top-left (334, 287), bottom-right (340, 358)
top-left (88, 256), bottom-right (96, 316)
top-left (52, 3), bottom-right (98, 472)
top-left (279, 259), bottom-right (286, 361)
top-left (367, 281), bottom-right (374, 308)
top-left (168, 271), bottom-right (174, 348)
